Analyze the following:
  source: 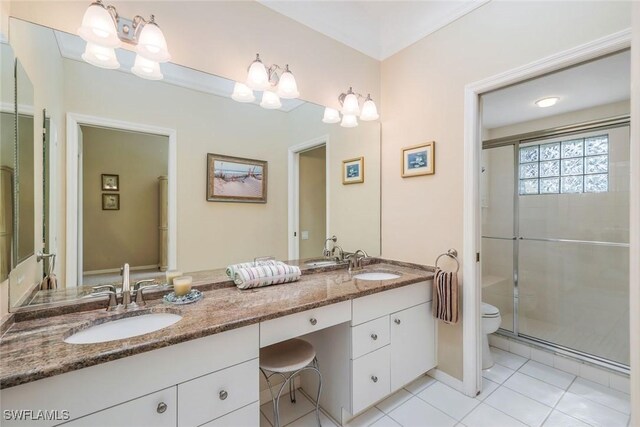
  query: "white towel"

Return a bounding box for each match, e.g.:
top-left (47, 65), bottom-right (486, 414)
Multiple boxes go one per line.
top-left (234, 263), bottom-right (301, 290)
top-left (226, 260), bottom-right (281, 279)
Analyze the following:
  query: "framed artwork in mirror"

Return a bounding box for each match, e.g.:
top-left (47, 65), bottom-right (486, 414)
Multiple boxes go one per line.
top-left (402, 142), bottom-right (435, 177)
top-left (102, 194), bottom-right (120, 210)
top-left (342, 157), bottom-right (364, 184)
top-left (101, 174), bottom-right (120, 191)
top-left (207, 153), bottom-right (267, 203)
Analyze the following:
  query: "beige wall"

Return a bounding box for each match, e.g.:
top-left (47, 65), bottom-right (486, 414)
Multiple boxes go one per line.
top-left (8, 1), bottom-right (380, 110)
top-left (299, 146), bottom-right (326, 260)
top-left (380, 1), bottom-right (631, 379)
top-left (81, 126), bottom-right (168, 272)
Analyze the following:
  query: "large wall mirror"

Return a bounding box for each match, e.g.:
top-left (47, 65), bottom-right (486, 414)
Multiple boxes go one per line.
top-left (7, 18), bottom-right (381, 310)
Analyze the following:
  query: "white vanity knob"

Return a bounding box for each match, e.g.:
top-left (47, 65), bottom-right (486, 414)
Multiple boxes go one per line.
top-left (371, 333), bottom-right (378, 341)
top-left (219, 390), bottom-right (228, 400)
top-left (394, 318), bottom-right (401, 325)
top-left (309, 318), bottom-right (318, 326)
top-left (371, 375), bottom-right (378, 383)
top-left (157, 402), bottom-right (167, 414)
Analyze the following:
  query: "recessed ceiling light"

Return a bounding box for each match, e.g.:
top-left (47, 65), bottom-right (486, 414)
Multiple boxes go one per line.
top-left (535, 97), bottom-right (559, 108)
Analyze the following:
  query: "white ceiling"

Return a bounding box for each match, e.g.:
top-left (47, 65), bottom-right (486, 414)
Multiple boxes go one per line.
top-left (258, 0), bottom-right (489, 60)
top-left (53, 30), bottom-right (305, 112)
top-left (482, 50), bottom-right (631, 129)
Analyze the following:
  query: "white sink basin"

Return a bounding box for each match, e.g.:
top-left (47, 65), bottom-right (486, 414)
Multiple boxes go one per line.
top-left (65, 313), bottom-right (182, 344)
top-left (354, 272), bottom-right (401, 281)
top-left (306, 259), bottom-right (339, 267)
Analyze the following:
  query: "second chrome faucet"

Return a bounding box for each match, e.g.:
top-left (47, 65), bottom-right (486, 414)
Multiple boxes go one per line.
top-left (92, 263), bottom-right (159, 311)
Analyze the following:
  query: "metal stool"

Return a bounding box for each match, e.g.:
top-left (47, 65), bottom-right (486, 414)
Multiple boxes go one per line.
top-left (259, 338), bottom-right (323, 427)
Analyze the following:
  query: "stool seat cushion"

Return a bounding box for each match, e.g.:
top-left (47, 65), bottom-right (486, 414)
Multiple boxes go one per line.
top-left (260, 338), bottom-right (316, 373)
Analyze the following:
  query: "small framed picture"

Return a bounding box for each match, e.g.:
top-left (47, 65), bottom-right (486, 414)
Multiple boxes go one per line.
top-left (207, 153), bottom-right (268, 203)
top-left (102, 194), bottom-right (120, 210)
top-left (102, 174), bottom-right (119, 191)
top-left (402, 142), bottom-right (435, 177)
top-left (342, 157), bottom-right (364, 184)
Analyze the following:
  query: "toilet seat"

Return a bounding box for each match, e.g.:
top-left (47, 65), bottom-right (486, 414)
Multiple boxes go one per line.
top-left (482, 302), bottom-right (500, 318)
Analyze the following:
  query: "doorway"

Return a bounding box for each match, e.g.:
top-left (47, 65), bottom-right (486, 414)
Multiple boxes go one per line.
top-left (288, 136), bottom-right (330, 260)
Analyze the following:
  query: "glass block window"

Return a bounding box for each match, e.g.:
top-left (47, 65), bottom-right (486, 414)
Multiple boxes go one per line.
top-left (518, 135), bottom-right (608, 195)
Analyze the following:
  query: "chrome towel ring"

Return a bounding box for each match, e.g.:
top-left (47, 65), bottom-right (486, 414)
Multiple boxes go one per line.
top-left (435, 248), bottom-right (460, 273)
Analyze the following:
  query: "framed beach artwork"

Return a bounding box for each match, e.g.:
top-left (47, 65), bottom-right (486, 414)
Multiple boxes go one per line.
top-left (101, 174), bottom-right (119, 191)
top-left (342, 157), bottom-right (364, 184)
top-left (102, 194), bottom-right (120, 210)
top-left (402, 142), bottom-right (435, 177)
top-left (207, 153), bottom-right (268, 203)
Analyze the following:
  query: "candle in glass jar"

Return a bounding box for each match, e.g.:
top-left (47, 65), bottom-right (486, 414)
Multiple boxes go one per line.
top-left (173, 276), bottom-right (192, 297)
top-left (166, 270), bottom-right (183, 286)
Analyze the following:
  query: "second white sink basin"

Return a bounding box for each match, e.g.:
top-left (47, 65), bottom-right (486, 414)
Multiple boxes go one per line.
top-left (65, 313), bottom-right (182, 344)
top-left (354, 272), bottom-right (401, 281)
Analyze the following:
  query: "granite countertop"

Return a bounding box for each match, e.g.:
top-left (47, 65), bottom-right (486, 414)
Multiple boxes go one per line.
top-left (0, 259), bottom-right (434, 389)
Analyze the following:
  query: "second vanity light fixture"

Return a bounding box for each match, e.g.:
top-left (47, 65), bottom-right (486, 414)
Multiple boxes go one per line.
top-left (231, 54), bottom-right (300, 109)
top-left (78, 0), bottom-right (171, 80)
top-left (323, 87), bottom-right (379, 128)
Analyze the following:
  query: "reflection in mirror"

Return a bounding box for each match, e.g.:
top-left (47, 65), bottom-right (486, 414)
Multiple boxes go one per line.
top-left (9, 18), bottom-right (381, 310)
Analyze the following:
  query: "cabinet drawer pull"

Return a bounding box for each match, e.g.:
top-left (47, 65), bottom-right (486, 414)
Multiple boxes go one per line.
top-left (157, 402), bottom-right (167, 414)
top-left (394, 318), bottom-right (401, 325)
top-left (309, 318), bottom-right (318, 326)
top-left (219, 390), bottom-right (228, 400)
top-left (371, 375), bottom-right (378, 383)
top-left (370, 333), bottom-right (378, 341)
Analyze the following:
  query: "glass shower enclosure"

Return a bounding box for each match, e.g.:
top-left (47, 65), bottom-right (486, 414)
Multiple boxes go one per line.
top-left (481, 120), bottom-right (630, 369)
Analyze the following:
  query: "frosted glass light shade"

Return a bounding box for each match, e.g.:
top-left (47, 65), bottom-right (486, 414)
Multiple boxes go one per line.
top-left (276, 67), bottom-right (299, 99)
top-left (360, 97), bottom-right (379, 121)
top-left (136, 21), bottom-right (171, 63)
top-left (322, 107), bottom-right (340, 124)
top-left (78, 2), bottom-right (121, 48)
top-left (341, 92), bottom-right (360, 116)
top-left (260, 91), bottom-right (282, 109)
top-left (231, 82), bottom-right (256, 103)
top-left (246, 56), bottom-right (270, 91)
top-left (131, 54), bottom-right (163, 80)
top-left (340, 114), bottom-right (358, 128)
top-left (82, 42), bottom-right (120, 69)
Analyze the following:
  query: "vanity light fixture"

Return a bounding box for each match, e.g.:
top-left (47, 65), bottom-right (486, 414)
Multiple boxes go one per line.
top-left (78, 1), bottom-right (171, 80)
top-left (231, 53), bottom-right (299, 109)
top-left (535, 97), bottom-right (559, 108)
top-left (323, 87), bottom-right (379, 128)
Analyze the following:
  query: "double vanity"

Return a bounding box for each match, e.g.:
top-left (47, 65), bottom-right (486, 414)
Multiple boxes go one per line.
top-left (0, 259), bottom-right (436, 427)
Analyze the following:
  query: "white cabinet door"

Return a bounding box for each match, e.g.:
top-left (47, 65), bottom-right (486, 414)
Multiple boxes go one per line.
top-left (60, 387), bottom-right (176, 427)
top-left (200, 402), bottom-right (259, 427)
top-left (351, 346), bottom-right (391, 414)
top-left (389, 302), bottom-right (436, 391)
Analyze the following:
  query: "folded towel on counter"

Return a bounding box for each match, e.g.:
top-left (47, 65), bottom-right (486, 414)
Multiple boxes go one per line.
top-left (226, 260), bottom-right (281, 279)
top-left (432, 268), bottom-right (459, 324)
top-left (234, 263), bottom-right (302, 290)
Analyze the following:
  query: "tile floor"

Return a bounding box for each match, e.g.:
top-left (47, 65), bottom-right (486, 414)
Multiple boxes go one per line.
top-left (260, 347), bottom-right (631, 427)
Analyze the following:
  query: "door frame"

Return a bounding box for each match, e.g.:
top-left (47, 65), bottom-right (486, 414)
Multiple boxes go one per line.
top-left (66, 113), bottom-right (177, 287)
top-left (287, 135), bottom-right (330, 260)
top-left (462, 29), bottom-right (631, 397)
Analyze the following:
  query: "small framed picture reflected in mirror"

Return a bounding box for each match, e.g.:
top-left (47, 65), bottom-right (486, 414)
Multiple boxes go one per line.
top-left (102, 194), bottom-right (120, 210)
top-left (101, 174), bottom-right (119, 191)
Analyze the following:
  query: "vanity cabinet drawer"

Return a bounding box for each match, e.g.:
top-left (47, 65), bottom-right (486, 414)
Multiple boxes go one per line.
top-left (60, 387), bottom-right (176, 427)
top-left (352, 281), bottom-right (431, 326)
top-left (351, 316), bottom-right (389, 359)
top-left (178, 358), bottom-right (259, 427)
top-left (200, 402), bottom-right (259, 427)
top-left (351, 346), bottom-right (391, 414)
top-left (260, 301), bottom-right (351, 347)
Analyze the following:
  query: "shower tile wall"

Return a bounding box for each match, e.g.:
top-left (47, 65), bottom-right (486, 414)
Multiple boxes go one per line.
top-left (482, 126), bottom-right (630, 366)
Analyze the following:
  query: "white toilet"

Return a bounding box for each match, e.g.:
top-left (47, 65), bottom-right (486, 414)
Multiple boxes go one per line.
top-left (482, 302), bottom-right (502, 369)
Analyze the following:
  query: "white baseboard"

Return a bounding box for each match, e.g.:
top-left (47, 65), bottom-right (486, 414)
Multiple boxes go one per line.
top-left (428, 368), bottom-right (468, 395)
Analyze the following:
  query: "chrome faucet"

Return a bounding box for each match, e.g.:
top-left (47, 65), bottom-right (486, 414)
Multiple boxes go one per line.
top-left (91, 284), bottom-right (118, 311)
top-left (322, 235), bottom-right (337, 258)
top-left (121, 263), bottom-right (133, 309)
top-left (348, 249), bottom-right (369, 272)
top-left (332, 245), bottom-right (345, 261)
